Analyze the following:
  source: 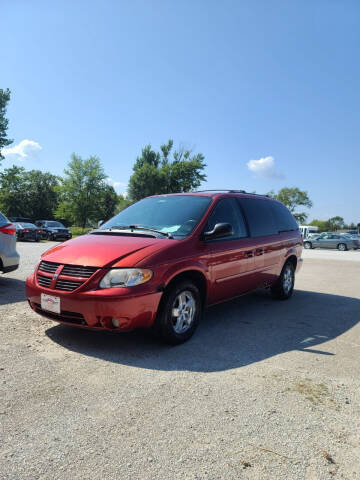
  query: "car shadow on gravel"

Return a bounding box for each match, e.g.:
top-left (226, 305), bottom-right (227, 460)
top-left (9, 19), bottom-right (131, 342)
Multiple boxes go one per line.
top-left (0, 277), bottom-right (26, 305)
top-left (45, 289), bottom-right (359, 372)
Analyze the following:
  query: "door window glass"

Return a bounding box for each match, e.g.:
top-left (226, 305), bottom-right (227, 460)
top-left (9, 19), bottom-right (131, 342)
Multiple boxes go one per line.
top-left (270, 201), bottom-right (299, 232)
top-left (239, 198), bottom-right (278, 237)
top-left (205, 198), bottom-right (248, 239)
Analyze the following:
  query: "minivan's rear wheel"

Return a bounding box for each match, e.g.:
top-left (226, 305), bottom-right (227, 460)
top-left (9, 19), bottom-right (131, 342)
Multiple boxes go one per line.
top-left (337, 243), bottom-right (347, 251)
top-left (271, 262), bottom-right (295, 300)
top-left (155, 281), bottom-right (202, 344)
top-left (304, 241), bottom-right (312, 249)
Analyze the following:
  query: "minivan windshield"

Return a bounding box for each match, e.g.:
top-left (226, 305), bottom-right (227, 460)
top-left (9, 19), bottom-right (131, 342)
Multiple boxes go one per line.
top-left (99, 195), bottom-right (212, 239)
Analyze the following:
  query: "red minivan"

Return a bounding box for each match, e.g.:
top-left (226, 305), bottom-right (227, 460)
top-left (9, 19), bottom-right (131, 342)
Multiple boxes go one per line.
top-left (26, 191), bottom-right (303, 344)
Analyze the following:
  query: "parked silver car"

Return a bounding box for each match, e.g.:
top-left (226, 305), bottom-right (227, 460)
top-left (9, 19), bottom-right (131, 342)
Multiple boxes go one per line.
top-left (0, 212), bottom-right (20, 273)
top-left (304, 233), bottom-right (359, 251)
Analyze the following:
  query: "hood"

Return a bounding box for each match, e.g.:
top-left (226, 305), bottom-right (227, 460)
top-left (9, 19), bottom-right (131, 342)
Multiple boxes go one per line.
top-left (41, 233), bottom-right (169, 267)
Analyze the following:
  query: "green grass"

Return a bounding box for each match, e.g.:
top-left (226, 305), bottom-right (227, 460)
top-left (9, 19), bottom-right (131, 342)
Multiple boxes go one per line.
top-left (70, 227), bottom-right (93, 238)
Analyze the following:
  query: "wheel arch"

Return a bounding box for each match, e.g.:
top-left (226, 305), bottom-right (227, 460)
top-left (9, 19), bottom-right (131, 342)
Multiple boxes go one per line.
top-left (163, 269), bottom-right (208, 306)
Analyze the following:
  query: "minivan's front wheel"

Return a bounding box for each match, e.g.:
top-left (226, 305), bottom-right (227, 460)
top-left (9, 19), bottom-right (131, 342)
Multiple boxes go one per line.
top-left (271, 262), bottom-right (295, 300)
top-left (155, 281), bottom-right (202, 345)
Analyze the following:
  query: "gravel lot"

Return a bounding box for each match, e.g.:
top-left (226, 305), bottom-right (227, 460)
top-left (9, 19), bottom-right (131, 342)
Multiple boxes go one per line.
top-left (1, 242), bottom-right (359, 480)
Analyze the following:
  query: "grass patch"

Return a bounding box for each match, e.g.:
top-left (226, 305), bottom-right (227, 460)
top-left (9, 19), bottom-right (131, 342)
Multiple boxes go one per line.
top-left (282, 379), bottom-right (335, 406)
top-left (70, 227), bottom-right (93, 238)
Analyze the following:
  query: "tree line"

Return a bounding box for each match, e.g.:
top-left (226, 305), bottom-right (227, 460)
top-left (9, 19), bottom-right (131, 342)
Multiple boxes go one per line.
top-left (2, 87), bottom-right (357, 231)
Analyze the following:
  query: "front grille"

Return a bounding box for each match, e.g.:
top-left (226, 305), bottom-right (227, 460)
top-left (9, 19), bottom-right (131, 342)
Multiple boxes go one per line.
top-left (39, 261), bottom-right (59, 273)
top-left (55, 279), bottom-right (83, 291)
top-left (61, 265), bottom-right (97, 278)
top-left (37, 274), bottom-right (52, 288)
top-left (34, 303), bottom-right (85, 325)
top-left (36, 261), bottom-right (98, 292)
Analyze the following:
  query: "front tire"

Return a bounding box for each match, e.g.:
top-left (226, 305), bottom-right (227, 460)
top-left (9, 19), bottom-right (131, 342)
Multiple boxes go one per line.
top-left (304, 241), bottom-right (312, 249)
top-left (154, 280), bottom-right (202, 345)
top-left (337, 243), bottom-right (347, 251)
top-left (271, 262), bottom-right (295, 300)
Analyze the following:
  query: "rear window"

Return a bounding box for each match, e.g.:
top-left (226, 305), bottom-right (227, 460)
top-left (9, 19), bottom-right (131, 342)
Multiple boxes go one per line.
top-left (20, 223), bottom-right (37, 228)
top-left (0, 212), bottom-right (9, 226)
top-left (239, 198), bottom-right (278, 237)
top-left (270, 201), bottom-right (299, 232)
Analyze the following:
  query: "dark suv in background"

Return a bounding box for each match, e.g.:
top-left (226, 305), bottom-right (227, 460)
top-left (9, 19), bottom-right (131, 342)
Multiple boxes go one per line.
top-left (35, 221), bottom-right (72, 241)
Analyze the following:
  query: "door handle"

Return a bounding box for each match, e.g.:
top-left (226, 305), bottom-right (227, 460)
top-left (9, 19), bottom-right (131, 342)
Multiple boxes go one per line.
top-left (245, 250), bottom-right (253, 258)
top-left (255, 248), bottom-right (264, 256)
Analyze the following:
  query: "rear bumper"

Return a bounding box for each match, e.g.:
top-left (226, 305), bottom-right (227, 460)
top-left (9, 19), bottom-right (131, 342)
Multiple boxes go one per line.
top-left (26, 273), bottom-right (162, 331)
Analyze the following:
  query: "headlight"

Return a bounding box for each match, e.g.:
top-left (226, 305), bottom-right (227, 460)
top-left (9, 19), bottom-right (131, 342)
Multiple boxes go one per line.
top-left (99, 268), bottom-right (153, 289)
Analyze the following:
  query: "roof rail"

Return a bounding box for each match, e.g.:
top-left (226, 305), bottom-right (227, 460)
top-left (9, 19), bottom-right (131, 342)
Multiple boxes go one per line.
top-left (195, 189), bottom-right (269, 197)
top-left (195, 189), bottom-right (246, 193)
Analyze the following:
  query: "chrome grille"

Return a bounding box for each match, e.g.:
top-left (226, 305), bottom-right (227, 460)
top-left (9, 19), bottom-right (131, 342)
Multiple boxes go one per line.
top-left (37, 274), bottom-right (52, 288)
top-left (55, 279), bottom-right (83, 291)
top-left (39, 261), bottom-right (59, 273)
top-left (61, 265), bottom-right (97, 278)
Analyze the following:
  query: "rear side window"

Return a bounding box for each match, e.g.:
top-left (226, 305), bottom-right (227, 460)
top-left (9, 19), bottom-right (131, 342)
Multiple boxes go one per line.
top-left (0, 213), bottom-right (9, 226)
top-left (270, 201), bottom-right (299, 232)
top-left (239, 198), bottom-right (278, 237)
top-left (205, 198), bottom-right (248, 239)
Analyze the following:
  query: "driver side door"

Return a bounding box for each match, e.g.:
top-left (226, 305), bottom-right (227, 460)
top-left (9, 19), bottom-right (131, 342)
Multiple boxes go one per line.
top-left (205, 198), bottom-right (257, 304)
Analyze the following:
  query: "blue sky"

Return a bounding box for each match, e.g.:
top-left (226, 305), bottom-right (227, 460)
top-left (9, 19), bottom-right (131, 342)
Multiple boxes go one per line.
top-left (2, 0), bottom-right (360, 223)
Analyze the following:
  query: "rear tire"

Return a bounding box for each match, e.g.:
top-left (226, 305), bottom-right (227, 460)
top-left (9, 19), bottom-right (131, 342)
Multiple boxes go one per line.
top-left (154, 280), bottom-right (202, 345)
top-left (271, 262), bottom-right (295, 300)
top-left (304, 241), bottom-right (312, 249)
top-left (337, 243), bottom-right (347, 251)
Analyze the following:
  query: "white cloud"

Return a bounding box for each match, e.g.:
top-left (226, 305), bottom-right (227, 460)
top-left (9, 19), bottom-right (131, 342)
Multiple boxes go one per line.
top-left (106, 178), bottom-right (127, 190)
top-left (2, 139), bottom-right (42, 160)
top-left (247, 156), bottom-right (284, 179)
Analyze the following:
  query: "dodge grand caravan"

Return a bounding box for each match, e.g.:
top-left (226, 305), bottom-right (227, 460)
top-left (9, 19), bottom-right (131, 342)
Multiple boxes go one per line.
top-left (26, 191), bottom-right (303, 344)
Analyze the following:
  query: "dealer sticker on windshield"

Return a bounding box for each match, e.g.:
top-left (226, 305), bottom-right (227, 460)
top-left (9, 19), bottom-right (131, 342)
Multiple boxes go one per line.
top-left (41, 293), bottom-right (61, 314)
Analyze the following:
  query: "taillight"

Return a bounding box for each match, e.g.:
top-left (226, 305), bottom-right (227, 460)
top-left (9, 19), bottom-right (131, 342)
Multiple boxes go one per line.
top-left (23, 229), bottom-right (29, 232)
top-left (38, 229), bottom-right (43, 233)
top-left (0, 223), bottom-right (16, 235)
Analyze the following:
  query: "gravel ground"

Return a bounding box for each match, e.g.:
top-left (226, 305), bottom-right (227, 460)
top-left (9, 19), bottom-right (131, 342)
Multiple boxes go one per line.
top-left (1, 242), bottom-right (359, 480)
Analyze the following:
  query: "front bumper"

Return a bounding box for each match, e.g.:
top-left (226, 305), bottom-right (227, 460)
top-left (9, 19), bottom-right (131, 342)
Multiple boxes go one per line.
top-left (26, 273), bottom-right (162, 331)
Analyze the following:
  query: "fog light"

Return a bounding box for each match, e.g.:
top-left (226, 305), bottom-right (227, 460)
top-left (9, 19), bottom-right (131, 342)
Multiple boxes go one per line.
top-left (112, 318), bottom-right (119, 328)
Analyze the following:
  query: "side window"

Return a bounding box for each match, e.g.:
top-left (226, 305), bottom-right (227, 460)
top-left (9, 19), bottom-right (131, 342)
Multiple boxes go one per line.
top-left (239, 198), bottom-right (278, 237)
top-left (270, 201), bottom-right (298, 232)
top-left (205, 198), bottom-right (248, 239)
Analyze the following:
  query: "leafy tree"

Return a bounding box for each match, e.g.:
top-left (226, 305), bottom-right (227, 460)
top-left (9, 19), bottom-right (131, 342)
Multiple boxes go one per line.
top-left (24, 170), bottom-right (59, 219)
top-left (268, 187), bottom-right (313, 224)
top-left (115, 194), bottom-right (131, 214)
top-left (56, 154), bottom-right (112, 228)
top-left (0, 166), bottom-right (59, 219)
top-left (309, 219), bottom-right (330, 232)
top-left (327, 216), bottom-right (345, 231)
top-left (96, 184), bottom-right (118, 222)
top-left (128, 140), bottom-right (206, 201)
top-left (0, 88), bottom-right (12, 164)
top-left (0, 166), bottom-right (27, 216)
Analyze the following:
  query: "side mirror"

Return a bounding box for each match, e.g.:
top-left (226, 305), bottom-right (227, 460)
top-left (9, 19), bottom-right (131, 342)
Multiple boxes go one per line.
top-left (97, 220), bottom-right (104, 228)
top-left (203, 223), bottom-right (233, 241)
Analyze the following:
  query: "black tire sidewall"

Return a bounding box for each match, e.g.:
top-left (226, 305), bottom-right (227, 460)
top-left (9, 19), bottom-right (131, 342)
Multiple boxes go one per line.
top-left (271, 261), bottom-right (295, 300)
top-left (157, 281), bottom-right (202, 344)
top-left (338, 243), bottom-right (346, 251)
top-left (304, 242), bottom-right (312, 249)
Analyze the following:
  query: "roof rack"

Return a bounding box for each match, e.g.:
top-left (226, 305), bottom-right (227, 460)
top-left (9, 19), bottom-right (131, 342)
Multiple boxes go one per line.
top-left (195, 189), bottom-right (246, 193)
top-left (195, 189), bottom-right (269, 197)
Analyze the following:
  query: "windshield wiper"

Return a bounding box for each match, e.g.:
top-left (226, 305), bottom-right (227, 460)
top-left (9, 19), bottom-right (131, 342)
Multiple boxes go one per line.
top-left (106, 225), bottom-right (173, 239)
